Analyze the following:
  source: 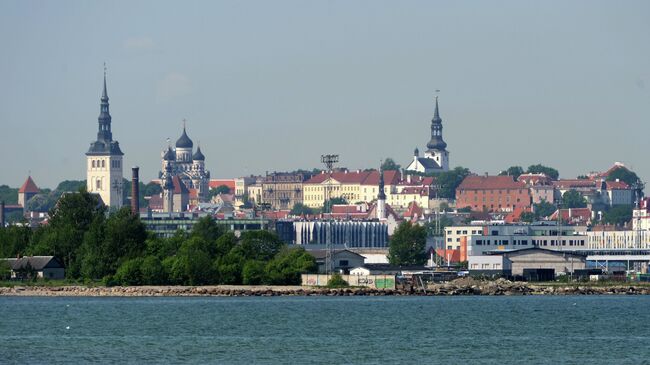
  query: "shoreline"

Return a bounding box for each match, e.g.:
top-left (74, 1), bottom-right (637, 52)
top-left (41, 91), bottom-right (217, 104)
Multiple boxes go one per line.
top-left (2, 279), bottom-right (650, 297)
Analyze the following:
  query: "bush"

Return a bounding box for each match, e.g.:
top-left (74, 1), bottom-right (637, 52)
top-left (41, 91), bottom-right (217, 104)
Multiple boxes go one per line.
top-left (242, 260), bottom-right (266, 285)
top-left (114, 258), bottom-right (144, 286)
top-left (327, 273), bottom-right (349, 288)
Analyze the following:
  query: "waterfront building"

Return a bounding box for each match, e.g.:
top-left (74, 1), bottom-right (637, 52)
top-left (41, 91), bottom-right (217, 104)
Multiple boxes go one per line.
top-left (308, 249), bottom-right (366, 274)
top-left (86, 70), bottom-right (124, 208)
top-left (456, 175), bottom-right (532, 212)
top-left (469, 248), bottom-right (586, 277)
top-left (405, 96), bottom-right (450, 174)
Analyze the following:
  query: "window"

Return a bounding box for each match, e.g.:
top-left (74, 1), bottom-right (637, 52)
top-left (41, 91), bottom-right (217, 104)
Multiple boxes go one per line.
top-left (339, 260), bottom-right (349, 267)
top-left (101, 160), bottom-right (105, 168)
top-left (92, 160), bottom-right (96, 168)
top-left (476, 240), bottom-right (483, 245)
top-left (96, 179), bottom-right (101, 189)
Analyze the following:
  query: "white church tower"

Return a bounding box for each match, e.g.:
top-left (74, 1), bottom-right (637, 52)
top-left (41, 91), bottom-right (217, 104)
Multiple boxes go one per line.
top-left (405, 96), bottom-right (450, 174)
top-left (86, 67), bottom-right (124, 209)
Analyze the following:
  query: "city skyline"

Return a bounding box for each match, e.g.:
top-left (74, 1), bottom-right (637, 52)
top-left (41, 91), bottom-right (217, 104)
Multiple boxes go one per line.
top-left (1, 1), bottom-right (649, 188)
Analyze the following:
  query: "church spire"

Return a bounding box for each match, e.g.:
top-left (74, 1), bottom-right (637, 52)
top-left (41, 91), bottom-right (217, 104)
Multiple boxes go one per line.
top-left (97, 64), bottom-right (112, 142)
top-left (102, 63), bottom-right (108, 102)
top-left (377, 163), bottom-right (387, 200)
top-left (433, 96), bottom-right (441, 122)
top-left (426, 94), bottom-right (447, 151)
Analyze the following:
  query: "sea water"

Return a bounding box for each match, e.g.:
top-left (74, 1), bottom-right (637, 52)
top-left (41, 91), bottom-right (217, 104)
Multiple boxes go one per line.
top-left (1, 295), bottom-right (649, 364)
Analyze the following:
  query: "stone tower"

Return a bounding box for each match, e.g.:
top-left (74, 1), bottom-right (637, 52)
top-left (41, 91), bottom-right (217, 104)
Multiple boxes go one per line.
top-left (86, 68), bottom-right (124, 208)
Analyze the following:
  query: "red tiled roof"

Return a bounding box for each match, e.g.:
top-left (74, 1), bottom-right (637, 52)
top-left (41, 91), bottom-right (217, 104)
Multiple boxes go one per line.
top-left (361, 170), bottom-right (401, 185)
top-left (304, 170), bottom-right (401, 186)
top-left (262, 210), bottom-right (290, 219)
top-left (189, 189), bottom-right (199, 199)
top-left (403, 202), bottom-right (423, 218)
top-left (331, 205), bottom-right (365, 214)
top-left (605, 181), bottom-right (630, 190)
top-left (209, 179), bottom-right (236, 191)
top-left (598, 163), bottom-right (629, 178)
top-left (457, 176), bottom-right (526, 190)
top-left (518, 173), bottom-right (552, 186)
top-left (400, 187), bottom-right (429, 196)
top-left (18, 176), bottom-right (39, 194)
top-left (549, 208), bottom-right (592, 222)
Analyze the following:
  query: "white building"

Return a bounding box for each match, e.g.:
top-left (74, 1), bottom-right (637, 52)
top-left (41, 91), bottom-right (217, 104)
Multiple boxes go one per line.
top-left (86, 71), bottom-right (124, 209)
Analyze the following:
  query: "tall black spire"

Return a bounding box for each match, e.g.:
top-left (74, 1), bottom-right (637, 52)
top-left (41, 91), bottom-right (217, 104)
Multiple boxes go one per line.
top-left (97, 65), bottom-right (112, 142)
top-left (377, 164), bottom-right (386, 200)
top-left (87, 65), bottom-right (123, 156)
top-left (426, 96), bottom-right (447, 151)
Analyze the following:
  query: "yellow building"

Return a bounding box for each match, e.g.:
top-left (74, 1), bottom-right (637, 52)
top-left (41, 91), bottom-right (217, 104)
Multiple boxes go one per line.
top-left (303, 170), bottom-right (401, 208)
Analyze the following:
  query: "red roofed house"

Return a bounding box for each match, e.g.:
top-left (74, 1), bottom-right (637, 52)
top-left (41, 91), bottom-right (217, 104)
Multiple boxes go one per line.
top-left (549, 208), bottom-right (592, 225)
top-left (518, 173), bottom-right (554, 204)
top-left (403, 201), bottom-right (424, 222)
top-left (303, 169), bottom-right (400, 208)
top-left (209, 179), bottom-right (236, 193)
top-left (456, 175), bottom-right (531, 212)
top-left (18, 176), bottom-right (40, 210)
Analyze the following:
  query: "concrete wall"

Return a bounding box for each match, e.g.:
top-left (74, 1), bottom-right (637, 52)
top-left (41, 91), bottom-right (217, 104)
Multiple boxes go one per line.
top-left (302, 274), bottom-right (396, 289)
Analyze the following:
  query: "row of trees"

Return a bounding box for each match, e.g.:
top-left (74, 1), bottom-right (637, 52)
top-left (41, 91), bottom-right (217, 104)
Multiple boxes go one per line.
top-left (0, 189), bottom-right (317, 285)
top-left (499, 164), bottom-right (560, 180)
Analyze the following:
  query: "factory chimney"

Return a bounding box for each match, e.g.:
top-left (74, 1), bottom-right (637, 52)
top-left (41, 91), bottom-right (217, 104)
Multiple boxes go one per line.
top-left (131, 167), bottom-right (140, 215)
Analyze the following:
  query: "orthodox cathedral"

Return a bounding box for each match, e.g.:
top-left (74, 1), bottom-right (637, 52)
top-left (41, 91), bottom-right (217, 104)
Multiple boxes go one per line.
top-left (159, 124), bottom-right (211, 207)
top-left (405, 96), bottom-right (450, 174)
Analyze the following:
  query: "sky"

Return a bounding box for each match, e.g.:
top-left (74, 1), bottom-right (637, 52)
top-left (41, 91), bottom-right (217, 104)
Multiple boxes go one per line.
top-left (1, 0), bottom-right (649, 189)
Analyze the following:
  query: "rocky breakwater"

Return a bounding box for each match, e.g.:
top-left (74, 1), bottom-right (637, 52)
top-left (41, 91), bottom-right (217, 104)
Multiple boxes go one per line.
top-left (427, 277), bottom-right (650, 296)
top-left (0, 285), bottom-right (406, 297)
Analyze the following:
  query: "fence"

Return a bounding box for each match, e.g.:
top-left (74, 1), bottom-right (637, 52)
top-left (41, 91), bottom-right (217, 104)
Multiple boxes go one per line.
top-left (301, 274), bottom-right (396, 289)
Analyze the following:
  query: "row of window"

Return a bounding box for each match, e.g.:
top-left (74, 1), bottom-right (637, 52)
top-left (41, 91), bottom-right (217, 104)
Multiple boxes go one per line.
top-left (90, 159), bottom-right (121, 169)
top-left (475, 238), bottom-right (586, 247)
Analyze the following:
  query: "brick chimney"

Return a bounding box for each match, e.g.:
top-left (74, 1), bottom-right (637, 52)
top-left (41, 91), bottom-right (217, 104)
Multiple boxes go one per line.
top-left (131, 167), bottom-right (140, 215)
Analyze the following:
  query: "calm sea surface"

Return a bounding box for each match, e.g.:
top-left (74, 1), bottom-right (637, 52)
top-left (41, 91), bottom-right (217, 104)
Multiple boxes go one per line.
top-left (1, 295), bottom-right (649, 364)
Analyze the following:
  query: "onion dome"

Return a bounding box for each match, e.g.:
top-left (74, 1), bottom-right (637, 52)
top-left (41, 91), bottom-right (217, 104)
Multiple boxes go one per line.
top-left (193, 146), bottom-right (205, 161)
top-left (163, 146), bottom-right (175, 161)
top-left (175, 126), bottom-right (193, 149)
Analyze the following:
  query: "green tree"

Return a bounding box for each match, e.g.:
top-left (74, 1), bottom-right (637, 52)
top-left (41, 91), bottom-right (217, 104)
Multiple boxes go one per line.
top-left (30, 188), bottom-right (105, 278)
top-left (381, 158), bottom-right (401, 171)
top-left (602, 205), bottom-right (633, 226)
top-left (533, 200), bottom-right (556, 219)
top-left (435, 167), bottom-right (471, 199)
top-left (242, 260), bottom-right (266, 285)
top-left (519, 211), bottom-right (536, 223)
top-left (191, 216), bottom-right (224, 245)
top-left (238, 231), bottom-right (284, 261)
top-left (290, 203), bottom-right (314, 216)
top-left (114, 258), bottom-right (144, 286)
top-left (264, 246), bottom-right (317, 285)
top-left (327, 273), bottom-right (349, 288)
top-left (140, 255), bottom-right (167, 285)
top-left (143, 182), bottom-right (162, 197)
top-left (0, 224), bottom-right (32, 257)
top-left (606, 168), bottom-right (641, 187)
top-left (499, 166), bottom-right (524, 179)
top-left (562, 190), bottom-right (587, 209)
top-left (55, 180), bottom-right (86, 192)
top-left (170, 237), bottom-right (216, 285)
top-left (388, 221), bottom-right (427, 266)
top-left (209, 185), bottom-right (231, 198)
top-left (526, 164), bottom-right (559, 180)
top-left (322, 197), bottom-right (348, 213)
top-left (0, 185), bottom-right (18, 205)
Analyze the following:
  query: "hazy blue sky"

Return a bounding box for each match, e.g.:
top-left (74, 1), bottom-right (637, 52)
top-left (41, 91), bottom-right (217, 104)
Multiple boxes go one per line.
top-left (1, 1), bottom-right (649, 189)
